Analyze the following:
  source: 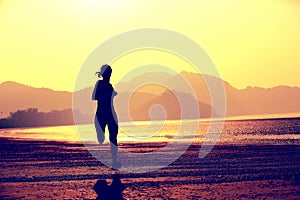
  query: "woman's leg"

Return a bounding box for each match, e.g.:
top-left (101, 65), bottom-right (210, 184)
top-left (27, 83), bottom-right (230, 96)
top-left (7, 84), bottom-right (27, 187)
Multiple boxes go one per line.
top-left (95, 112), bottom-right (106, 144)
top-left (108, 118), bottom-right (118, 161)
top-left (108, 113), bottom-right (121, 169)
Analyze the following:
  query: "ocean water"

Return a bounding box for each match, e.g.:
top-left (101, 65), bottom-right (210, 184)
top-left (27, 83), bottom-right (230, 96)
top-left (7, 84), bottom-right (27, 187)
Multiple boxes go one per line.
top-left (0, 118), bottom-right (300, 145)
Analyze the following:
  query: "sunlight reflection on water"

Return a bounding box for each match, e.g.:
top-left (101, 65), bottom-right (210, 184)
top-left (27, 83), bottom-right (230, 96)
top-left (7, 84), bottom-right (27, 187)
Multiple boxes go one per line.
top-left (0, 118), bottom-right (300, 145)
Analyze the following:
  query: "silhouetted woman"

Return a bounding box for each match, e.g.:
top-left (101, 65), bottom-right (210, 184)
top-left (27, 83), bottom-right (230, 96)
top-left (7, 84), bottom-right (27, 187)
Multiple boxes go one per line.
top-left (92, 64), bottom-right (121, 170)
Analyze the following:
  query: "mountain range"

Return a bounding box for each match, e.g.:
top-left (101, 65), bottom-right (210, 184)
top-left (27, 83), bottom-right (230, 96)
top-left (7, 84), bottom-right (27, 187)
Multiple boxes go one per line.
top-left (1, 71), bottom-right (300, 122)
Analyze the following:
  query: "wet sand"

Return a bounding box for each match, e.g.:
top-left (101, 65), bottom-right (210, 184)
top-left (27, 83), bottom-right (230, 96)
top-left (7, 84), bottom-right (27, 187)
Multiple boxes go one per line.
top-left (0, 138), bottom-right (300, 199)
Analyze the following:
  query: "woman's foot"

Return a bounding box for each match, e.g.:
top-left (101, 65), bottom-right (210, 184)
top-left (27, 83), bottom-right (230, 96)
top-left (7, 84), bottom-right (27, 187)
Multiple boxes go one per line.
top-left (112, 160), bottom-right (122, 170)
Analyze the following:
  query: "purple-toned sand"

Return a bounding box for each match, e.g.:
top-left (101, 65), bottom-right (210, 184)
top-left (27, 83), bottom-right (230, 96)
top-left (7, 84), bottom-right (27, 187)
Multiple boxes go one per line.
top-left (1, 138), bottom-right (300, 199)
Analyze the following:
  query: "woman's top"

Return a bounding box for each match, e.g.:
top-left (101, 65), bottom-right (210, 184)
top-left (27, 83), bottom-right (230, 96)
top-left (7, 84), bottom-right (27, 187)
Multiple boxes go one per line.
top-left (92, 80), bottom-right (117, 112)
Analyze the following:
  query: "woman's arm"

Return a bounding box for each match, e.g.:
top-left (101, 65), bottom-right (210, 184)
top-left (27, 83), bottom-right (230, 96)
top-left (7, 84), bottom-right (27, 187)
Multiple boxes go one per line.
top-left (112, 90), bottom-right (118, 96)
top-left (92, 81), bottom-right (99, 100)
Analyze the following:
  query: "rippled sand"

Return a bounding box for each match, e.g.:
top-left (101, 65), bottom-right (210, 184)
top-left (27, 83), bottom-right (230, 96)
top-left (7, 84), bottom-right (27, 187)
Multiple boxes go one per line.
top-left (0, 138), bottom-right (300, 199)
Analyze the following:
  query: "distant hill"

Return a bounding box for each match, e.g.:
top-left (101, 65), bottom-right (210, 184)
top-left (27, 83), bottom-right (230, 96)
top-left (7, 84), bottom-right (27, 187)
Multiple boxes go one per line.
top-left (171, 71), bottom-right (300, 116)
top-left (115, 71), bottom-right (300, 118)
top-left (0, 81), bottom-right (72, 118)
top-left (1, 72), bottom-right (300, 124)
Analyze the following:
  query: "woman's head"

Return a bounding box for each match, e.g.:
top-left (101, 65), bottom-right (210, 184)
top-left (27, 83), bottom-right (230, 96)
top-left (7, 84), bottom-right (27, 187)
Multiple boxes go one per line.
top-left (96, 64), bottom-right (112, 80)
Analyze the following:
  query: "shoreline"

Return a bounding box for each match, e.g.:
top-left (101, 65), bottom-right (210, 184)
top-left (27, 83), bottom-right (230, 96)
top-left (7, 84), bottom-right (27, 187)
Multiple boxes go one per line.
top-left (1, 114), bottom-right (300, 130)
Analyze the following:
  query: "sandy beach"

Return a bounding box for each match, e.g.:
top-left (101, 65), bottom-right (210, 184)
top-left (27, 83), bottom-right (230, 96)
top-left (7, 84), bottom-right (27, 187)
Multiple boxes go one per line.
top-left (0, 138), bottom-right (300, 199)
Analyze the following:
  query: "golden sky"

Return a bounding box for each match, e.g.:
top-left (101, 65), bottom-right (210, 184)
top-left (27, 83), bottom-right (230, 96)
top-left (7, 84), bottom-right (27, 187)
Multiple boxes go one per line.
top-left (0, 0), bottom-right (299, 91)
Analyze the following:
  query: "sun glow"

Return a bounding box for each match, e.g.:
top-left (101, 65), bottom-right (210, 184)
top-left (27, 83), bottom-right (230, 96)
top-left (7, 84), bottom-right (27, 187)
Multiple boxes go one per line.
top-left (0, 0), bottom-right (299, 91)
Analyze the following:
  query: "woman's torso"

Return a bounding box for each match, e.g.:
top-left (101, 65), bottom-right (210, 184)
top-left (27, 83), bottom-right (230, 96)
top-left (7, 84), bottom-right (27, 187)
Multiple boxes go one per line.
top-left (95, 80), bottom-right (116, 112)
